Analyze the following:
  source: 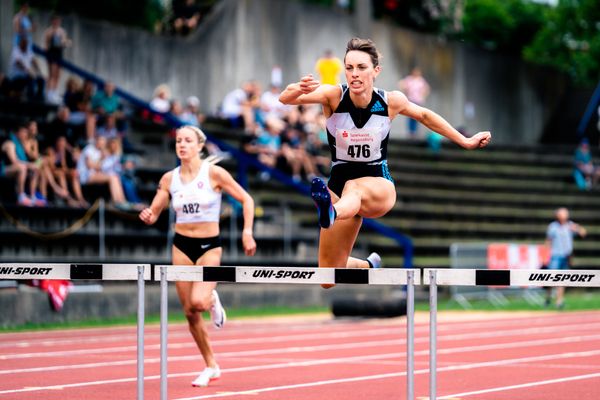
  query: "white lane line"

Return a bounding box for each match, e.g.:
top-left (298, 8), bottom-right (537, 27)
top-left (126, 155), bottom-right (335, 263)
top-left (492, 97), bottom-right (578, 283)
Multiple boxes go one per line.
top-left (438, 371), bottom-right (600, 399)
top-left (3, 325), bottom-right (600, 375)
top-left (4, 317), bottom-right (599, 361)
top-left (173, 349), bottom-right (600, 400)
top-left (2, 335), bottom-right (600, 396)
top-left (2, 310), bottom-right (598, 347)
top-left (0, 321), bottom-right (380, 348)
top-left (0, 326), bottom-right (405, 353)
top-left (177, 372), bottom-right (405, 400)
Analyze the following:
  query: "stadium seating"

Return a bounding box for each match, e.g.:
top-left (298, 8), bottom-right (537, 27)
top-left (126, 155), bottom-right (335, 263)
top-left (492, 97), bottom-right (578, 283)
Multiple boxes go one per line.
top-left (1, 100), bottom-right (599, 270)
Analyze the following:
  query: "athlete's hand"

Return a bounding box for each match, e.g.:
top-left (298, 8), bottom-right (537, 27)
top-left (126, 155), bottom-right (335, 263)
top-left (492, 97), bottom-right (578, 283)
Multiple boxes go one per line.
top-left (464, 131), bottom-right (491, 150)
top-left (139, 207), bottom-right (157, 225)
top-left (298, 74), bottom-right (320, 94)
top-left (242, 231), bottom-right (257, 256)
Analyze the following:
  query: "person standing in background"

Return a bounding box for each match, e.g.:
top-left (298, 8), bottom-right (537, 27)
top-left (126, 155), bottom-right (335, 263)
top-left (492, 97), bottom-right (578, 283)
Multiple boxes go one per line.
top-left (13, 2), bottom-right (33, 50)
top-left (545, 207), bottom-right (587, 309)
top-left (271, 64), bottom-right (283, 88)
top-left (398, 67), bottom-right (430, 137)
top-left (573, 138), bottom-right (600, 190)
top-left (315, 49), bottom-right (343, 86)
top-left (43, 14), bottom-right (72, 103)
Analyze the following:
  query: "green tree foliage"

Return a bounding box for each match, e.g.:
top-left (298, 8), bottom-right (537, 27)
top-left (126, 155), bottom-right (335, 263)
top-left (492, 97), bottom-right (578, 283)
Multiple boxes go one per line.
top-left (24, 0), bottom-right (165, 31)
top-left (523, 0), bottom-right (600, 85)
top-left (461, 0), bottom-right (545, 52)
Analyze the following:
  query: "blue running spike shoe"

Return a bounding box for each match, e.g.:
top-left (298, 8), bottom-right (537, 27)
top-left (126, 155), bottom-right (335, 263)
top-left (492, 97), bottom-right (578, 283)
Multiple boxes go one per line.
top-left (311, 177), bottom-right (336, 229)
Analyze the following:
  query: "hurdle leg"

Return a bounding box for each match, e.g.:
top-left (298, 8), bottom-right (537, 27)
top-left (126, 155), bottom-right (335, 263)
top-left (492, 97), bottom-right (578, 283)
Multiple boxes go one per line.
top-left (429, 270), bottom-right (437, 400)
top-left (160, 266), bottom-right (169, 400)
top-left (137, 265), bottom-right (145, 400)
top-left (407, 270), bottom-right (415, 400)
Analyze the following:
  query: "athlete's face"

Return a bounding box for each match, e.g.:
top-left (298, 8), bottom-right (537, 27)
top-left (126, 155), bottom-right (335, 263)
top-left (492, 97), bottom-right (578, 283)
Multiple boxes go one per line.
top-left (175, 128), bottom-right (203, 160)
top-left (344, 50), bottom-right (381, 94)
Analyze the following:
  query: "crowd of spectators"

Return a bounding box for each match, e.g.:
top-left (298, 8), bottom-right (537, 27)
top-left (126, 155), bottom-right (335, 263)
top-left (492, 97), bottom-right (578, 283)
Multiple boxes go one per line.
top-left (0, 105), bottom-right (143, 210)
top-left (0, 5), bottom-right (145, 209)
top-left (3, 0), bottom-right (597, 210)
top-left (219, 79), bottom-right (330, 182)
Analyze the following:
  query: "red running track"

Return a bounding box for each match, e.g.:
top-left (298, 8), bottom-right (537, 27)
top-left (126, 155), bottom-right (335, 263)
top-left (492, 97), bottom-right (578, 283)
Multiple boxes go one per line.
top-left (1, 311), bottom-right (600, 399)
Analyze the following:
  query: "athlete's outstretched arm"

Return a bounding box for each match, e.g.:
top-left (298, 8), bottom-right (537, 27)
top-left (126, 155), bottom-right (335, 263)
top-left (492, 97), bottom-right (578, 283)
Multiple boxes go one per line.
top-left (139, 172), bottom-right (171, 225)
top-left (388, 91), bottom-right (491, 150)
top-left (211, 165), bottom-right (257, 256)
top-left (280, 74), bottom-right (340, 114)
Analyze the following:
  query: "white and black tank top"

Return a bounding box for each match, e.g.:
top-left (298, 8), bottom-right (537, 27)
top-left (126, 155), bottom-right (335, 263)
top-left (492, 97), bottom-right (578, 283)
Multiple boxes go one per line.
top-left (169, 162), bottom-right (222, 224)
top-left (326, 84), bottom-right (391, 166)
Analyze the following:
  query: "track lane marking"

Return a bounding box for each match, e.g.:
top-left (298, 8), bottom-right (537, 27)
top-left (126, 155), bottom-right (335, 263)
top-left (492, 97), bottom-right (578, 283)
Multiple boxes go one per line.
top-left (438, 371), bottom-right (600, 399)
top-left (4, 318), bottom-right (600, 361)
top-left (2, 341), bottom-right (600, 395)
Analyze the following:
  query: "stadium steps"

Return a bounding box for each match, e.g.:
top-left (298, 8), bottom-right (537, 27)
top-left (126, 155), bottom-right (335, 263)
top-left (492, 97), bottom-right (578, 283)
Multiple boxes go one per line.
top-left (4, 110), bottom-right (600, 269)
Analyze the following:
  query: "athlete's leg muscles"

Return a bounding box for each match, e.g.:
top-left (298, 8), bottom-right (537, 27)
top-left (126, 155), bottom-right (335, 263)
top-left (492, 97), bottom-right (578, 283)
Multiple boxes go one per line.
top-left (334, 177), bottom-right (396, 220)
top-left (318, 215), bottom-right (362, 288)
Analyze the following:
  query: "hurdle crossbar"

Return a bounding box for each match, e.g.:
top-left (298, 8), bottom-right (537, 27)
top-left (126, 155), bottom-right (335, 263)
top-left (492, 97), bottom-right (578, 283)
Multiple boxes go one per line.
top-left (425, 268), bottom-right (600, 400)
top-left (0, 262), bottom-right (152, 281)
top-left (423, 268), bottom-right (600, 287)
top-left (154, 265), bottom-right (420, 285)
top-left (157, 265), bottom-right (420, 400)
top-left (0, 263), bottom-right (150, 400)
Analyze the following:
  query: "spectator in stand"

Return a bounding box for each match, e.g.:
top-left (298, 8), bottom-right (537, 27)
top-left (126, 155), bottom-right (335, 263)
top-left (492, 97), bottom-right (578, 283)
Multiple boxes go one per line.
top-left (314, 49), bottom-right (343, 86)
top-left (96, 114), bottom-right (119, 139)
top-left (26, 120), bottom-right (74, 204)
top-left (305, 113), bottom-right (330, 176)
top-left (150, 84), bottom-right (172, 114)
top-left (170, 99), bottom-right (185, 120)
top-left (43, 14), bottom-right (71, 104)
top-left (1, 132), bottom-right (29, 206)
top-left (221, 81), bottom-right (260, 131)
top-left (77, 135), bottom-right (129, 209)
top-left (426, 130), bottom-right (443, 155)
top-left (271, 64), bottom-right (283, 88)
top-left (399, 67), bottom-right (430, 137)
top-left (240, 128), bottom-right (258, 152)
top-left (253, 117), bottom-right (283, 180)
top-left (121, 154), bottom-right (144, 207)
top-left (64, 78), bottom-right (93, 130)
top-left (181, 96), bottom-right (205, 127)
top-left (573, 138), bottom-right (600, 190)
top-left (87, 81), bottom-right (125, 141)
top-left (280, 124), bottom-right (317, 182)
top-left (172, 0), bottom-right (202, 36)
top-left (545, 207), bottom-right (587, 309)
top-left (1, 125), bottom-right (44, 206)
top-left (13, 2), bottom-right (33, 50)
top-left (97, 112), bottom-right (137, 154)
top-left (45, 136), bottom-right (87, 207)
top-left (9, 37), bottom-right (45, 101)
top-left (260, 84), bottom-right (289, 120)
top-left (46, 106), bottom-right (74, 147)
top-left (101, 138), bottom-right (143, 209)
top-left (63, 77), bottom-right (81, 115)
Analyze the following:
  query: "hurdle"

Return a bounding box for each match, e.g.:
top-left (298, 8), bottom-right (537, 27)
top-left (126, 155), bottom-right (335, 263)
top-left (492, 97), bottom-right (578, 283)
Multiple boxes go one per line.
top-left (0, 263), bottom-right (151, 400)
top-left (424, 268), bottom-right (600, 400)
top-left (156, 265), bottom-right (421, 400)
